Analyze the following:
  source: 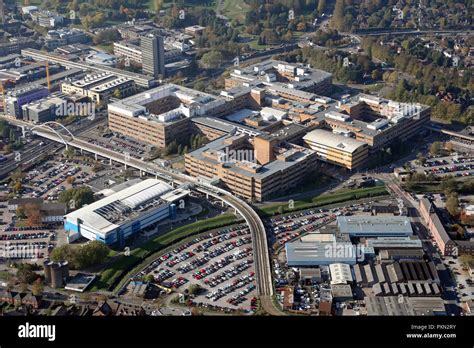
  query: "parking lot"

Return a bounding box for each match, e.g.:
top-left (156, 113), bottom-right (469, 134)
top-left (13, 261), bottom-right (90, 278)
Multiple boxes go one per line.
top-left (412, 155), bottom-right (474, 178)
top-left (131, 224), bottom-right (257, 312)
top-left (82, 128), bottom-right (149, 161)
top-left (443, 255), bottom-right (474, 303)
top-left (0, 230), bottom-right (57, 262)
top-left (265, 201), bottom-right (377, 248)
top-left (18, 158), bottom-right (101, 201)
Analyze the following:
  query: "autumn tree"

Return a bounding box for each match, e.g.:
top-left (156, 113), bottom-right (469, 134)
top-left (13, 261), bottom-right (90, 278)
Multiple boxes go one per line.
top-left (317, 0), bottom-right (326, 15)
top-left (446, 193), bottom-right (460, 217)
top-left (430, 142), bottom-right (443, 156)
top-left (31, 279), bottom-right (44, 296)
top-left (24, 203), bottom-right (42, 227)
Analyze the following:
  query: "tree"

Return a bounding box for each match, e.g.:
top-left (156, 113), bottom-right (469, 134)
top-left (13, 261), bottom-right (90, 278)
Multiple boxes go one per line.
top-left (445, 142), bottom-right (454, 153)
top-left (16, 206), bottom-right (26, 219)
top-left (260, 29), bottom-right (280, 45)
top-left (20, 282), bottom-right (29, 293)
top-left (416, 152), bottom-right (426, 165)
top-left (112, 89), bottom-right (122, 99)
top-left (297, 18), bottom-right (307, 32)
top-left (188, 284), bottom-right (202, 295)
top-left (164, 141), bottom-right (178, 156)
top-left (153, 0), bottom-right (163, 12)
top-left (51, 241), bottom-right (109, 269)
top-left (13, 181), bottom-right (22, 193)
top-left (459, 255), bottom-right (474, 270)
top-left (441, 178), bottom-right (458, 196)
top-left (59, 187), bottom-right (95, 210)
top-left (451, 224), bottom-right (465, 239)
top-left (16, 264), bottom-right (38, 284)
top-left (446, 193), bottom-right (459, 217)
top-left (24, 203), bottom-right (42, 227)
top-left (317, 0), bottom-right (326, 15)
top-left (64, 147), bottom-right (75, 158)
top-left (191, 307), bottom-right (203, 316)
top-left (331, 0), bottom-right (346, 31)
top-left (93, 29), bottom-right (120, 45)
top-left (200, 50), bottom-right (224, 69)
top-left (76, 240), bottom-right (109, 269)
top-left (66, 176), bottom-right (76, 185)
top-left (144, 274), bottom-right (155, 283)
top-left (31, 279), bottom-right (44, 296)
top-left (430, 142), bottom-right (443, 156)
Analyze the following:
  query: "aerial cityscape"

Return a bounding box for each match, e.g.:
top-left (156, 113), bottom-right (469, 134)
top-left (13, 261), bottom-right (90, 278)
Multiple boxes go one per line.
top-left (0, 0), bottom-right (472, 339)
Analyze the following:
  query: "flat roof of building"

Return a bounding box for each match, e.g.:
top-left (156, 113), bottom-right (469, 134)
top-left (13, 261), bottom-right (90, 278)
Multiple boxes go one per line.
top-left (191, 116), bottom-right (263, 136)
top-left (337, 215), bottom-right (413, 236)
top-left (187, 134), bottom-right (315, 179)
top-left (108, 83), bottom-right (226, 123)
top-left (330, 284), bottom-right (353, 298)
top-left (285, 240), bottom-right (357, 265)
top-left (365, 236), bottom-right (422, 249)
top-left (64, 273), bottom-right (96, 293)
top-left (231, 59), bottom-right (332, 88)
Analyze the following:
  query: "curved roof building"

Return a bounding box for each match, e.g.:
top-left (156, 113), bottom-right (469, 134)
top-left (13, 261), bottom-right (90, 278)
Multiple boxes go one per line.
top-left (64, 179), bottom-right (179, 246)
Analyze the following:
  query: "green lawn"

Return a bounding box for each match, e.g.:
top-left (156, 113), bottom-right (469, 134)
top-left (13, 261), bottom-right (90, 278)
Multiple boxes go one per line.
top-left (259, 186), bottom-right (389, 216)
top-left (90, 213), bottom-right (238, 291)
top-left (220, 0), bottom-right (251, 23)
top-left (363, 83), bottom-right (384, 93)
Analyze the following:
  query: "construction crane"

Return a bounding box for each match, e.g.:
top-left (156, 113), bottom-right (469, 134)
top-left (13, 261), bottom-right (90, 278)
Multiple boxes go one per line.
top-left (21, 59), bottom-right (52, 93)
top-left (0, 59), bottom-right (51, 116)
top-left (0, 79), bottom-right (13, 116)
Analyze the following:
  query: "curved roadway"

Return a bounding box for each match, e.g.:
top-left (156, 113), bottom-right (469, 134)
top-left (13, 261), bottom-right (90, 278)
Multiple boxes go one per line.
top-left (1, 116), bottom-right (284, 315)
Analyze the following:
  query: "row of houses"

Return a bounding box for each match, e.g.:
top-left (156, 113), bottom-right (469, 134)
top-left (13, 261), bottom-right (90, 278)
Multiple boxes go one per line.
top-left (419, 198), bottom-right (474, 256)
top-left (0, 290), bottom-right (41, 309)
top-left (0, 290), bottom-right (146, 316)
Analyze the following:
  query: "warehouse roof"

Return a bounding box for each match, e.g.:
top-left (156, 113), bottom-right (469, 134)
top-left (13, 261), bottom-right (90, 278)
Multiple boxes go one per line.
top-left (337, 216), bottom-right (413, 236)
top-left (65, 179), bottom-right (172, 235)
top-left (285, 240), bottom-right (357, 265)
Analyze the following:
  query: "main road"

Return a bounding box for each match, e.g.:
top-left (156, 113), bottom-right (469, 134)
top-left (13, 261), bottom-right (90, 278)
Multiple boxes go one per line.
top-left (1, 115), bottom-right (284, 315)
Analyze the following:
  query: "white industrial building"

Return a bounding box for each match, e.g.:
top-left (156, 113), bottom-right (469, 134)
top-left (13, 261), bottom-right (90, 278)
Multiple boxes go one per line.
top-left (329, 263), bottom-right (353, 285)
top-left (64, 179), bottom-right (187, 246)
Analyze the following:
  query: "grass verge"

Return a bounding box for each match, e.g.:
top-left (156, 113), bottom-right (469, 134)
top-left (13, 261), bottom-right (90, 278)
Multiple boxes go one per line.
top-left (259, 186), bottom-right (389, 216)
